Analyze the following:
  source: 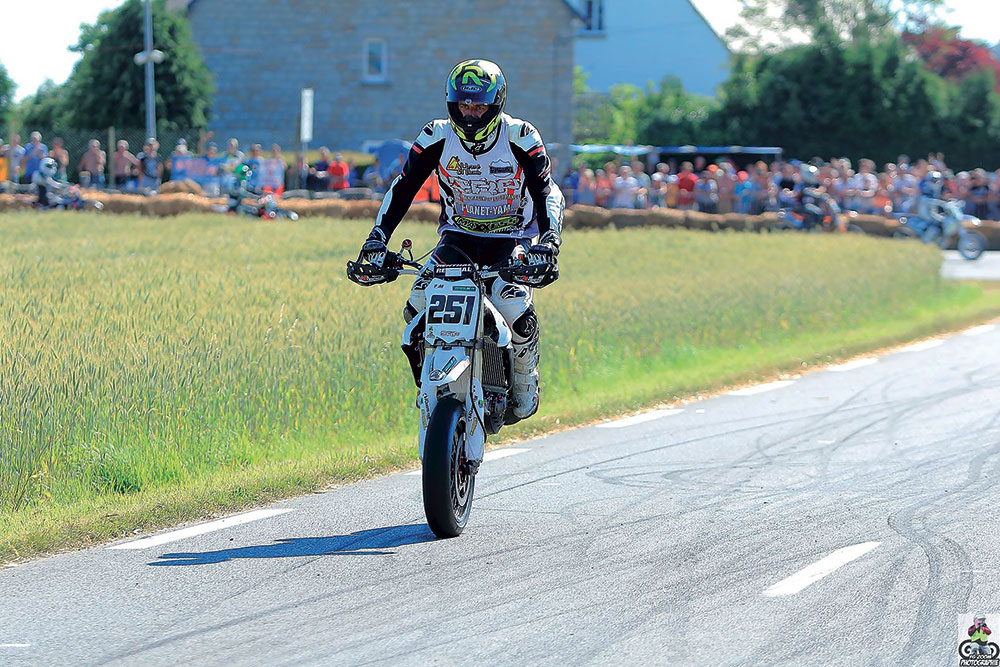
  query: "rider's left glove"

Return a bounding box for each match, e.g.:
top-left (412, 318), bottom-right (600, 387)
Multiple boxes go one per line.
top-left (361, 227), bottom-right (388, 267)
top-left (524, 230), bottom-right (561, 288)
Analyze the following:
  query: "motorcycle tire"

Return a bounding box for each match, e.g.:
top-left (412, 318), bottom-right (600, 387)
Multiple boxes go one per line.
top-left (957, 230), bottom-right (987, 261)
top-left (846, 223), bottom-right (865, 234)
top-left (422, 396), bottom-right (474, 538)
top-left (891, 228), bottom-right (919, 240)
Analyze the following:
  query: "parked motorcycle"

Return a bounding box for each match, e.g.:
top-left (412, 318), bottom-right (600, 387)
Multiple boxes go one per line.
top-left (346, 240), bottom-right (542, 538)
top-left (892, 199), bottom-right (986, 260)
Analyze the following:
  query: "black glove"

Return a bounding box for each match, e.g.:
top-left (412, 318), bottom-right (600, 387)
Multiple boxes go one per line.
top-left (517, 231), bottom-right (560, 288)
top-left (360, 228), bottom-right (388, 267)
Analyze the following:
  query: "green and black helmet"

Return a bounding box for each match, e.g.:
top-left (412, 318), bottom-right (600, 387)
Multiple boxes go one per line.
top-left (235, 163), bottom-right (252, 184)
top-left (446, 59), bottom-right (507, 145)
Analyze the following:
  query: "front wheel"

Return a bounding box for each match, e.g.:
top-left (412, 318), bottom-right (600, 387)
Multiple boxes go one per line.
top-left (957, 230), bottom-right (987, 260)
top-left (422, 396), bottom-right (475, 538)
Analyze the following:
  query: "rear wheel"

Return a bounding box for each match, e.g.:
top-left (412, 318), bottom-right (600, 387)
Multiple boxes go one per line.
top-left (957, 230), bottom-right (987, 260)
top-left (422, 397), bottom-right (474, 538)
top-left (846, 223), bottom-right (864, 234)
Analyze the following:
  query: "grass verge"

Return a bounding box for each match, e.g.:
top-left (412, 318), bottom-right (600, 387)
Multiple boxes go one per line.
top-left (1, 214), bottom-right (998, 563)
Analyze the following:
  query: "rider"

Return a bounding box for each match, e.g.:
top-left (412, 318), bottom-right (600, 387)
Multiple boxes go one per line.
top-left (32, 156), bottom-right (68, 208)
top-left (795, 164), bottom-right (843, 231)
top-left (227, 163), bottom-right (263, 214)
top-left (915, 170), bottom-right (954, 242)
top-left (969, 615), bottom-right (992, 655)
top-left (350, 59), bottom-right (564, 421)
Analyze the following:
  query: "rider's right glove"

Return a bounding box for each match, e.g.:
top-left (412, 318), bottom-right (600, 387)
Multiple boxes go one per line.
top-left (360, 227), bottom-right (388, 267)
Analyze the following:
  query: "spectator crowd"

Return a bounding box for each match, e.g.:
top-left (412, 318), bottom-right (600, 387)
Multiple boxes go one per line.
top-left (4, 125), bottom-right (997, 221)
top-left (560, 152), bottom-right (1000, 220)
top-left (0, 129), bottom-right (394, 196)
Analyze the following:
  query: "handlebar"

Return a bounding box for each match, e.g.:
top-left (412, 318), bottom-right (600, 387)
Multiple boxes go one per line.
top-left (346, 242), bottom-right (544, 287)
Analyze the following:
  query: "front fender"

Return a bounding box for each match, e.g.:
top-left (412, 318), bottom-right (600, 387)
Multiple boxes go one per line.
top-left (424, 348), bottom-right (472, 387)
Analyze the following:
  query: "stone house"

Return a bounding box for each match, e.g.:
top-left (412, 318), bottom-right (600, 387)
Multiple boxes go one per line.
top-left (167, 0), bottom-right (583, 157)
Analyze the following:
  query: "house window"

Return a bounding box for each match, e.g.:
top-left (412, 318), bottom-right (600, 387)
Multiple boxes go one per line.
top-left (363, 38), bottom-right (387, 83)
top-left (580, 0), bottom-right (604, 34)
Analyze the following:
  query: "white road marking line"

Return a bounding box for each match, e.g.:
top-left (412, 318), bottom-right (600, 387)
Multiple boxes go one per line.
top-left (483, 448), bottom-right (529, 461)
top-left (596, 408), bottom-right (683, 429)
top-left (696, 409), bottom-right (706, 414)
top-left (897, 339), bottom-right (944, 353)
top-left (818, 439), bottom-right (836, 444)
top-left (1, 644), bottom-right (30, 648)
top-left (963, 324), bottom-right (996, 337)
top-left (107, 509), bottom-right (294, 550)
top-left (728, 380), bottom-right (795, 396)
top-left (404, 447), bottom-right (530, 475)
top-left (826, 358), bottom-right (878, 372)
top-left (763, 541), bottom-right (880, 597)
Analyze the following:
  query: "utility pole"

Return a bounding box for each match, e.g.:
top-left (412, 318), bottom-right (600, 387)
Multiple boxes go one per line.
top-left (134, 0), bottom-right (165, 139)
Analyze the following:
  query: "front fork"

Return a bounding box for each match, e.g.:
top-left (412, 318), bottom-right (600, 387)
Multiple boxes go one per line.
top-left (417, 346), bottom-right (486, 467)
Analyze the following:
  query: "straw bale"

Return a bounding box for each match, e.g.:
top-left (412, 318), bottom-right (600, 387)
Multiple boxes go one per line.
top-left (608, 209), bottom-right (649, 229)
top-left (566, 205), bottom-right (611, 229)
top-left (684, 210), bottom-right (717, 231)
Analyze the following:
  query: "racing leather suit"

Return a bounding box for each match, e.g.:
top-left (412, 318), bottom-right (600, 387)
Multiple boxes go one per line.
top-left (371, 113), bottom-right (565, 419)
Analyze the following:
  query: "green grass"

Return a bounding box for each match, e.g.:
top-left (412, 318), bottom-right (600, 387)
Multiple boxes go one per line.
top-left (1, 212), bottom-right (998, 562)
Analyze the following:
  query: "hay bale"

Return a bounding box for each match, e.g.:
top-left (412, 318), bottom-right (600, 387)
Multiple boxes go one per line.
top-left (341, 200), bottom-right (383, 219)
top-left (608, 208), bottom-right (648, 229)
top-left (147, 193), bottom-right (214, 216)
top-left (719, 213), bottom-right (751, 231)
top-left (745, 213), bottom-right (778, 232)
top-left (643, 207), bottom-right (687, 229)
top-left (684, 210), bottom-right (717, 231)
top-left (972, 219), bottom-right (1000, 249)
top-left (403, 202), bottom-right (440, 224)
top-left (159, 179), bottom-right (205, 196)
top-left (566, 205), bottom-right (611, 229)
top-left (849, 214), bottom-right (892, 236)
top-left (0, 194), bottom-right (32, 212)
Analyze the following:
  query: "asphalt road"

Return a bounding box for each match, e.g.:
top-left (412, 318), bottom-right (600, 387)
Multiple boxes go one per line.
top-left (2, 325), bottom-right (999, 665)
top-left (941, 250), bottom-right (1000, 280)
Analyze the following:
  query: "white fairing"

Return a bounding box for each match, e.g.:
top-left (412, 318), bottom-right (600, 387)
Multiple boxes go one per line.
top-left (415, 276), bottom-right (490, 463)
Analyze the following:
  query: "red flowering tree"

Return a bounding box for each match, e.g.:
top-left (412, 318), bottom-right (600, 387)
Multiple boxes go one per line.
top-left (903, 22), bottom-right (1000, 89)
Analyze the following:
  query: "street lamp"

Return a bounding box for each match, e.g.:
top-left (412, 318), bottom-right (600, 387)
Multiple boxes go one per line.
top-left (133, 0), bottom-right (165, 140)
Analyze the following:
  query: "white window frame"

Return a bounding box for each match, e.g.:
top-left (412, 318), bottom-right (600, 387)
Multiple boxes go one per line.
top-left (363, 38), bottom-right (388, 83)
top-left (577, 0), bottom-right (605, 36)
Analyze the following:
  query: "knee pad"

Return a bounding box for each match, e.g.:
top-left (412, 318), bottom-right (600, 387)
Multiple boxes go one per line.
top-left (511, 308), bottom-right (538, 344)
top-left (402, 302), bottom-right (418, 324)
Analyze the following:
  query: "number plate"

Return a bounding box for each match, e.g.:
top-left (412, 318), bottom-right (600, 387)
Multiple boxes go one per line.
top-left (425, 278), bottom-right (479, 343)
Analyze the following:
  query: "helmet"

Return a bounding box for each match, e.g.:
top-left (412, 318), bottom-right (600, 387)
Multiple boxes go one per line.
top-left (801, 164), bottom-right (819, 185)
top-left (235, 163), bottom-right (252, 184)
top-left (976, 615), bottom-right (987, 624)
top-left (446, 59), bottom-right (507, 148)
top-left (40, 157), bottom-right (58, 179)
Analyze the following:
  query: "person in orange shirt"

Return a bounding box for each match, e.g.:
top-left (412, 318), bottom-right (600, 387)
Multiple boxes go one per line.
top-left (328, 153), bottom-right (351, 190)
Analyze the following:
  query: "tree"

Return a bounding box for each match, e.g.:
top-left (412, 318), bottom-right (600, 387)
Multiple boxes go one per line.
top-left (0, 62), bottom-right (14, 129)
top-left (711, 37), bottom-right (954, 165)
top-left (63, 0), bottom-right (213, 131)
top-left (903, 22), bottom-right (1000, 89)
top-left (15, 80), bottom-right (73, 129)
top-left (726, 0), bottom-right (941, 52)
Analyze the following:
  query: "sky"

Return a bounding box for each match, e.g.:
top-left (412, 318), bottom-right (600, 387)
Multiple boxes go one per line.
top-left (2, 0), bottom-right (1000, 102)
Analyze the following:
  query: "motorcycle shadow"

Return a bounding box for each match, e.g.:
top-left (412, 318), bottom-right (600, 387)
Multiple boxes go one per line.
top-left (148, 523), bottom-right (436, 566)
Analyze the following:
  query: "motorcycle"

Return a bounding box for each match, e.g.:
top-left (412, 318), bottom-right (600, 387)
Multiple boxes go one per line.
top-left (892, 199), bottom-right (987, 260)
top-left (255, 193), bottom-right (299, 221)
top-left (346, 240), bottom-right (544, 538)
top-left (33, 185), bottom-right (104, 212)
top-left (772, 191), bottom-right (862, 234)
